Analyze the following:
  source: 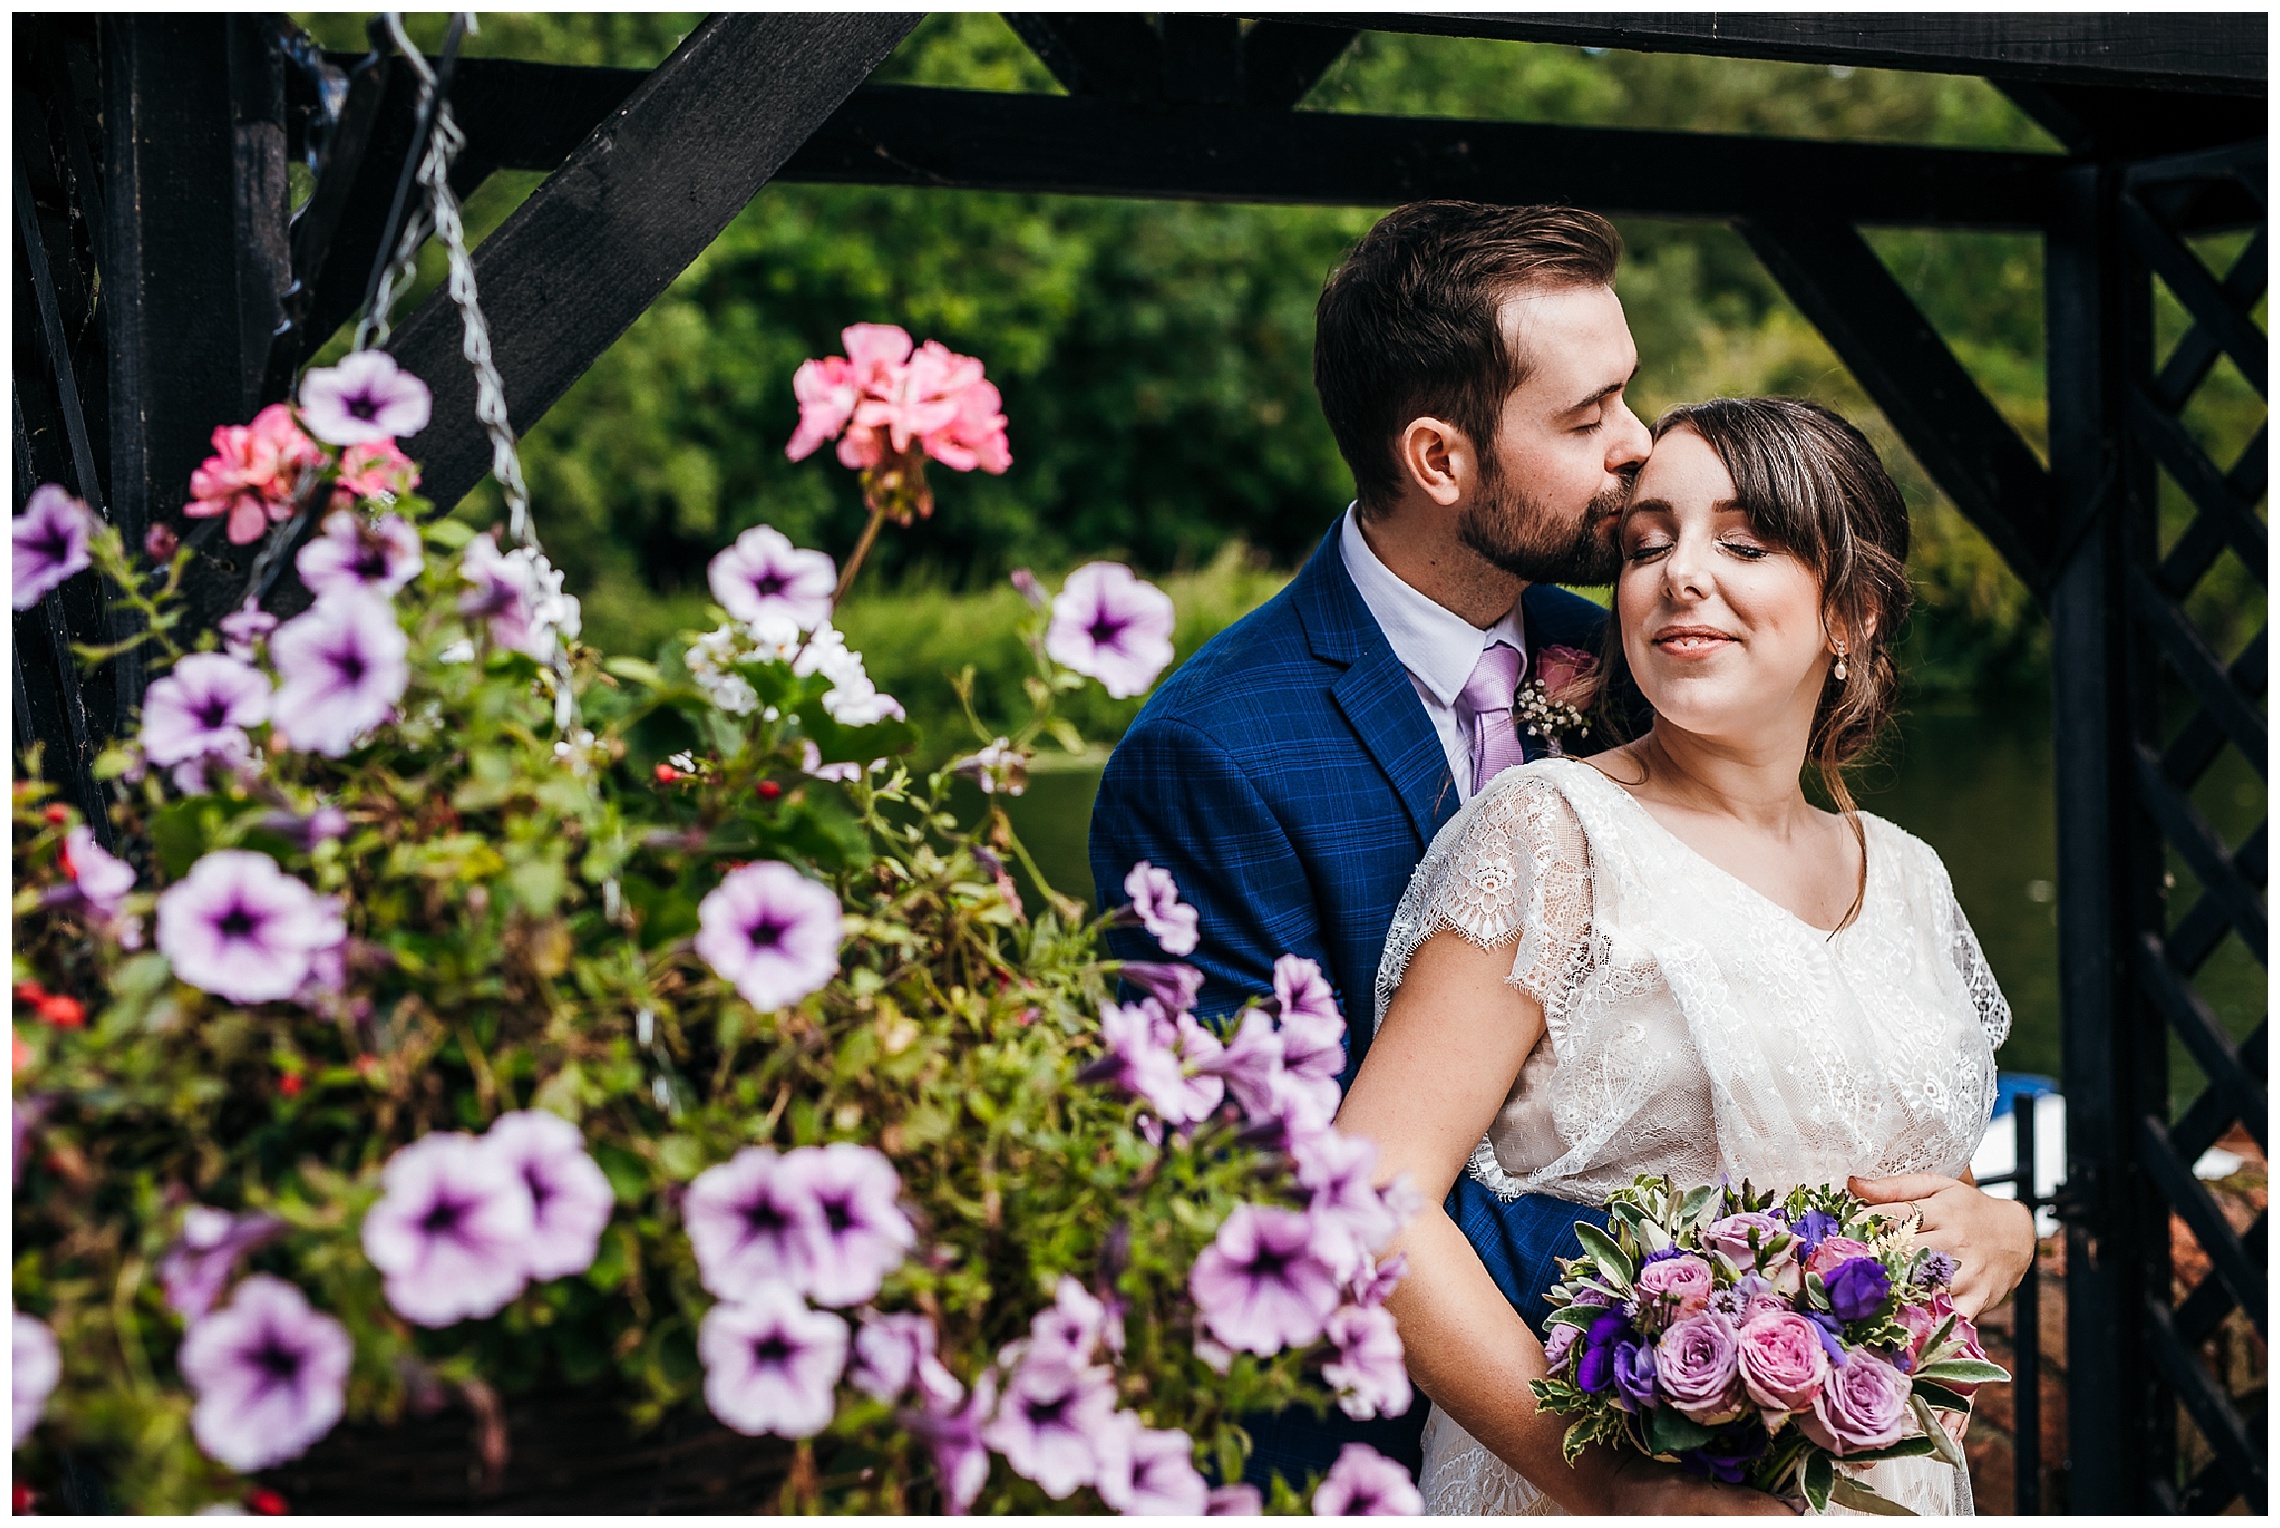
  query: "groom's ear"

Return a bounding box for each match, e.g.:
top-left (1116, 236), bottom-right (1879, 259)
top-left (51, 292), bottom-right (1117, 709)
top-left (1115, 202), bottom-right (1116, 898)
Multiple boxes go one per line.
top-left (1395, 415), bottom-right (1475, 509)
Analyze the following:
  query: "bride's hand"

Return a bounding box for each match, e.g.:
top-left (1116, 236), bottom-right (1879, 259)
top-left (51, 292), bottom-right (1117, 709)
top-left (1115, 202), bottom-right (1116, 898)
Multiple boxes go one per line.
top-left (1847, 1172), bottom-right (2035, 1318)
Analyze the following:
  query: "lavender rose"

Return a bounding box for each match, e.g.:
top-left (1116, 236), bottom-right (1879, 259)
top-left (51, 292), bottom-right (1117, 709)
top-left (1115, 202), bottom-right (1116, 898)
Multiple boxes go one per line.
top-left (1824, 1256), bottom-right (1893, 1323)
top-left (1704, 1212), bottom-right (1796, 1283)
top-left (1799, 1349), bottom-right (1913, 1455)
top-left (1736, 1310), bottom-right (1829, 1415)
top-left (1806, 1235), bottom-right (1876, 1277)
top-left (1656, 1312), bottom-right (1747, 1425)
top-left (1542, 1319), bottom-right (1583, 1373)
top-left (1634, 1252), bottom-right (1715, 1328)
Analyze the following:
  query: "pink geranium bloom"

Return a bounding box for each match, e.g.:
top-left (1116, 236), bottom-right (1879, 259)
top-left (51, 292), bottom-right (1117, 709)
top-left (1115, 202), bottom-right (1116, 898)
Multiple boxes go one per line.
top-left (1189, 1203), bottom-right (1342, 1355)
top-left (485, 1110), bottom-right (615, 1282)
top-left (787, 355), bottom-right (861, 462)
top-left (699, 1281), bottom-right (849, 1438)
top-left (297, 350), bottom-right (432, 446)
top-left (155, 850), bottom-right (344, 1005)
top-left (707, 525), bottom-right (836, 631)
top-left (1046, 563), bottom-right (1176, 699)
top-left (140, 652), bottom-right (271, 767)
top-left (1122, 861), bottom-right (1198, 956)
top-left (159, 1206), bottom-right (287, 1323)
top-left (59, 825), bottom-right (136, 923)
top-left (1095, 1413), bottom-right (1209, 1515)
top-left (981, 1350), bottom-right (1118, 1500)
top-left (920, 373), bottom-right (1011, 475)
top-left (360, 1132), bottom-right (535, 1325)
top-left (694, 861), bottom-right (844, 1013)
top-left (296, 510), bottom-right (423, 599)
top-left (13, 1311), bottom-right (58, 1448)
top-left (269, 590), bottom-right (409, 757)
top-left (334, 440), bottom-right (421, 500)
top-left (13, 485), bottom-right (95, 609)
top-left (1313, 1442), bottom-right (1423, 1515)
top-left (176, 1275), bottom-right (351, 1471)
top-left (1324, 1304), bottom-right (1411, 1420)
top-left (185, 404), bottom-right (324, 544)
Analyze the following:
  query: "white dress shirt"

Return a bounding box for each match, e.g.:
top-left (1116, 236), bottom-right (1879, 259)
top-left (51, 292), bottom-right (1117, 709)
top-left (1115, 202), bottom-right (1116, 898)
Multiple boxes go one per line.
top-left (1339, 505), bottom-right (1526, 805)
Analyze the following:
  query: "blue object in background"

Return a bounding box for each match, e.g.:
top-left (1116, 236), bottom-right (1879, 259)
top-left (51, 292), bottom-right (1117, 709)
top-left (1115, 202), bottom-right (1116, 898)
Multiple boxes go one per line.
top-left (1992, 1070), bottom-right (2060, 1119)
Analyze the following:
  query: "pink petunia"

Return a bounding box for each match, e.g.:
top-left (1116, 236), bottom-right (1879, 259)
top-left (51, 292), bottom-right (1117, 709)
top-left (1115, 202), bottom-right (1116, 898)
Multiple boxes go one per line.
top-left (1027, 1275), bottom-right (1109, 1368)
top-left (707, 525), bottom-right (836, 631)
top-left (1323, 1304), bottom-right (1411, 1420)
top-left (1046, 563), bottom-right (1176, 699)
top-left (1313, 1442), bottom-right (1422, 1515)
top-left (694, 862), bottom-right (844, 1014)
top-left (159, 1206), bottom-right (287, 1323)
top-left (140, 652), bottom-right (272, 768)
top-left (684, 1145), bottom-right (821, 1301)
top-left (904, 1369), bottom-right (995, 1514)
top-left (13, 485), bottom-right (95, 609)
top-left (797, 1142), bottom-right (918, 1307)
top-left (1292, 1125), bottom-right (1404, 1282)
top-left (1189, 1203), bottom-right (1342, 1356)
top-left (59, 825), bottom-right (136, 923)
top-left (297, 351), bottom-right (432, 446)
top-left (1122, 861), bottom-right (1198, 957)
top-left (851, 1310), bottom-right (961, 1409)
top-left (1094, 1412), bottom-right (1209, 1515)
top-left (185, 404), bottom-right (324, 544)
top-left (484, 1110), bottom-right (615, 1282)
top-left (13, 1311), bottom-right (58, 1448)
top-left (269, 591), bottom-right (409, 757)
top-left (360, 1132), bottom-right (535, 1326)
top-left (176, 1275), bottom-right (351, 1471)
top-left (155, 850), bottom-right (345, 1005)
top-left (981, 1350), bottom-right (1118, 1500)
top-left (698, 1281), bottom-right (849, 1438)
top-left (295, 509), bottom-right (423, 599)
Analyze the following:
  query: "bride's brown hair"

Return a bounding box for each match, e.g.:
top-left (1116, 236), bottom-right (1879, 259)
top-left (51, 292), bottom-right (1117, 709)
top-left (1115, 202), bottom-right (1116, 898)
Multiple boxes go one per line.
top-left (1589, 396), bottom-right (1913, 817)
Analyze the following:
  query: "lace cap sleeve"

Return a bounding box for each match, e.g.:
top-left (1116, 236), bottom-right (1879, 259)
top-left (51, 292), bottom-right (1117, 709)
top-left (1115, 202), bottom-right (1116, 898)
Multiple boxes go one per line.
top-left (1372, 768), bottom-right (1597, 1048)
top-left (1946, 891), bottom-right (2013, 1052)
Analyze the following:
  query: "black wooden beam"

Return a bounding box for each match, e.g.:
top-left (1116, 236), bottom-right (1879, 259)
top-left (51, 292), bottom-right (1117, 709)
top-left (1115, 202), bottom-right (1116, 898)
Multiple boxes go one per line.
top-left (774, 85), bottom-right (2061, 229)
top-left (1288, 13), bottom-right (2268, 97)
top-left (1001, 14), bottom-right (1164, 100)
top-left (1998, 80), bottom-right (2268, 160)
top-left (1737, 216), bottom-right (2055, 594)
top-left (385, 12), bottom-right (919, 513)
top-left (1243, 22), bottom-right (1357, 109)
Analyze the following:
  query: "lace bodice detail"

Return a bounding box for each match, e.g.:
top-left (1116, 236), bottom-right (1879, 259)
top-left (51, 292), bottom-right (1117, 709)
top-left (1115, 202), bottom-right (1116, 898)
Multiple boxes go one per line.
top-left (1374, 757), bottom-right (2010, 1206)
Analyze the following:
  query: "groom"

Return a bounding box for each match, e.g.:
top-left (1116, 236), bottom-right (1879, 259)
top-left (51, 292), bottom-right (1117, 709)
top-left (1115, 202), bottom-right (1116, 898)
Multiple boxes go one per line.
top-left (1089, 202), bottom-right (1649, 1486)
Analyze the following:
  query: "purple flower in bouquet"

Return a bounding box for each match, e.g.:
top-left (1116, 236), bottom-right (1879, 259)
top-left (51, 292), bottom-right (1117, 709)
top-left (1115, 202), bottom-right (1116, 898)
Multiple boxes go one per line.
top-left (160, 1206), bottom-right (287, 1323)
top-left (1207, 1483), bottom-right (1264, 1515)
top-left (1799, 1348), bottom-right (1912, 1455)
top-left (799, 1142), bottom-right (916, 1307)
top-left (1912, 1249), bottom-right (1958, 1290)
top-left (1325, 1303), bottom-right (1411, 1421)
top-left (1788, 1207), bottom-right (1840, 1261)
top-left (219, 599), bottom-right (279, 660)
top-left (905, 1370), bottom-right (995, 1514)
top-left (295, 510), bottom-right (423, 599)
top-left (1160, 1014), bottom-right (1229, 1122)
top-left (1735, 1309), bottom-right (1830, 1415)
top-left (270, 590), bottom-right (409, 757)
top-left (684, 1146), bottom-right (821, 1300)
top-left (1122, 960), bottom-right (1201, 1017)
top-left (981, 1350), bottom-right (1118, 1499)
top-left (177, 1275), bottom-right (351, 1471)
top-left (1096, 1413), bottom-right (1210, 1515)
top-left (13, 1311), bottom-right (58, 1447)
top-left (1272, 955), bottom-right (1346, 1117)
top-left (484, 1110), bottom-right (614, 1281)
top-left (1028, 1274), bottom-right (1109, 1368)
top-left (1611, 1333), bottom-right (1660, 1412)
top-left (1542, 1317), bottom-right (1582, 1373)
top-left (1045, 562), bottom-right (1175, 699)
top-left (1655, 1311), bottom-right (1747, 1425)
top-left (1704, 1212), bottom-right (1796, 1282)
top-left (1122, 861), bottom-right (1198, 956)
top-left (140, 652), bottom-right (271, 771)
top-left (695, 862), bottom-right (844, 1013)
top-left (360, 1132), bottom-right (536, 1325)
top-left (1189, 1203), bottom-right (1342, 1355)
top-left (1675, 1422), bottom-right (1772, 1486)
top-left (852, 1310), bottom-right (960, 1408)
top-left (698, 1281), bottom-right (849, 1438)
top-left (298, 350), bottom-right (432, 445)
top-left (1824, 1255), bottom-right (1893, 1323)
top-left (156, 850), bottom-right (345, 1005)
top-left (1574, 1309), bottom-right (1632, 1396)
top-left (1632, 1251), bottom-right (1715, 1330)
top-left (1313, 1442), bottom-right (1423, 1516)
top-left (708, 525), bottom-right (836, 631)
top-left (59, 825), bottom-right (136, 923)
top-left (13, 485), bottom-right (94, 610)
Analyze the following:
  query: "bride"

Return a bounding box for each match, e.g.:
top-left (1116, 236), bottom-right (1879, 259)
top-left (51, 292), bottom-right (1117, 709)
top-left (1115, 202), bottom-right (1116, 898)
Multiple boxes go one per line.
top-left (1336, 397), bottom-right (2037, 1515)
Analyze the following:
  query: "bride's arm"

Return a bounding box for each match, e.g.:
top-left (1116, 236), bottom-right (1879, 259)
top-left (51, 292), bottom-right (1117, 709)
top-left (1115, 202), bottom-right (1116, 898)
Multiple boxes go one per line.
top-left (1338, 930), bottom-right (1786, 1516)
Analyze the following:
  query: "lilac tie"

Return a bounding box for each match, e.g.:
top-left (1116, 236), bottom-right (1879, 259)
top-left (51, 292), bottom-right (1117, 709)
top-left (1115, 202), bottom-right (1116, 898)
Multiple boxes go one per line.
top-left (1458, 641), bottom-right (1528, 794)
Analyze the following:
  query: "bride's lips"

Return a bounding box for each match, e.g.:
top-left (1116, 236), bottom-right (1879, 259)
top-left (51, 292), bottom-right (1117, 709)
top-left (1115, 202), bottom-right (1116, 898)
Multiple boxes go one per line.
top-left (1649, 624), bottom-right (1737, 658)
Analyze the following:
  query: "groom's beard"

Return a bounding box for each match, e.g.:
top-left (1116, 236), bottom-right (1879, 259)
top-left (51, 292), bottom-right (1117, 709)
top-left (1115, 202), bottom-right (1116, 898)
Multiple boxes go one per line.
top-left (1457, 476), bottom-right (1627, 586)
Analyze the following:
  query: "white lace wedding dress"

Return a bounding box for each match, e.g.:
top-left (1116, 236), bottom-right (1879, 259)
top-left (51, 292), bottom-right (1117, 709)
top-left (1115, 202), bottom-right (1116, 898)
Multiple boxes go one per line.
top-left (1374, 757), bottom-right (2011, 1517)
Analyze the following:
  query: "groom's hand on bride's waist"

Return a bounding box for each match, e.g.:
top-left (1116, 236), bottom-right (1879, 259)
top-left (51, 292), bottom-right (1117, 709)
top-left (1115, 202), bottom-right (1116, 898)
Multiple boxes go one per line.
top-left (1848, 1171), bottom-right (2036, 1320)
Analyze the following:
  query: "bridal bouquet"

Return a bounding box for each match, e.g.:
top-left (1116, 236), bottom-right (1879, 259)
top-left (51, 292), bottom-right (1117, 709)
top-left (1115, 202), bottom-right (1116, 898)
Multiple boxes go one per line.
top-left (1529, 1176), bottom-right (2007, 1515)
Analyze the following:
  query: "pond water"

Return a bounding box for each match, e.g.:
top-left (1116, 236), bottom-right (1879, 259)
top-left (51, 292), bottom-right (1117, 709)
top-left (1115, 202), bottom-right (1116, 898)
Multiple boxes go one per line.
top-left (990, 702), bottom-right (2265, 1112)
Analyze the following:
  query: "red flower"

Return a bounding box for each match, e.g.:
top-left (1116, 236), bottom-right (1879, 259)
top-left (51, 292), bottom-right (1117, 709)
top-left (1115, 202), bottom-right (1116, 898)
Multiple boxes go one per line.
top-left (41, 805), bottom-right (68, 825)
top-left (757, 780), bottom-right (783, 801)
top-left (247, 1487), bottom-right (290, 1515)
top-left (655, 764), bottom-right (680, 784)
top-left (36, 995), bottom-right (84, 1030)
top-left (14, 981), bottom-right (47, 1007)
top-left (14, 1482), bottom-right (39, 1513)
top-left (278, 1073), bottom-right (304, 1098)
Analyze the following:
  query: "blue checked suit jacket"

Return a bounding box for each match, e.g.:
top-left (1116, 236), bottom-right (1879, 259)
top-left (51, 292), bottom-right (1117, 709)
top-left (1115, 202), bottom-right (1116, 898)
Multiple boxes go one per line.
top-left (1089, 525), bottom-right (1614, 1487)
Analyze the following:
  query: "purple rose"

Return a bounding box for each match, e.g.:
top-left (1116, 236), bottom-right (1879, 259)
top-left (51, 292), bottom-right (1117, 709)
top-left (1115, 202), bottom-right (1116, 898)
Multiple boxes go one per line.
top-left (1655, 1312), bottom-right (1745, 1425)
top-left (1824, 1256), bottom-right (1893, 1323)
top-left (1634, 1252), bottom-right (1715, 1326)
top-left (1542, 1319), bottom-right (1583, 1373)
top-left (1736, 1310), bottom-right (1829, 1414)
top-left (1799, 1349), bottom-right (1912, 1455)
top-left (1705, 1212), bottom-right (1796, 1282)
top-left (1610, 1335), bottom-right (1659, 1412)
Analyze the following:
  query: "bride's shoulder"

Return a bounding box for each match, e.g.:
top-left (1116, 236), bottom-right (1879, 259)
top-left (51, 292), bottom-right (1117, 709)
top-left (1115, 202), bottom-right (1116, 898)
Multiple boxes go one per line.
top-left (1855, 810), bottom-right (1960, 897)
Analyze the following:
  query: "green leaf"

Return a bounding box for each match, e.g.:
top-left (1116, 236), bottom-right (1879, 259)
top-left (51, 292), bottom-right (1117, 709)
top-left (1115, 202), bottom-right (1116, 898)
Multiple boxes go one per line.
top-left (1837, 1436), bottom-right (1940, 1464)
top-left (603, 657), bottom-right (662, 686)
top-left (1910, 1395), bottom-right (1969, 1471)
top-left (1644, 1407), bottom-right (1718, 1456)
top-left (1910, 1380), bottom-right (1970, 1411)
top-left (1544, 1304), bottom-right (1603, 1330)
top-left (1803, 1452), bottom-right (1834, 1514)
top-left (1912, 1357), bottom-right (2009, 1386)
top-left (1573, 1222), bottom-right (1635, 1288)
top-left (1829, 1476), bottom-right (1920, 1515)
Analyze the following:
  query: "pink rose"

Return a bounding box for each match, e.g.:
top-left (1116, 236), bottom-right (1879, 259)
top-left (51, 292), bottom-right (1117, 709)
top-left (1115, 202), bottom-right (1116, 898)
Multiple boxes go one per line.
top-left (1634, 1253), bottom-right (1715, 1325)
top-left (1532, 644), bottom-right (1598, 705)
top-left (1704, 1212), bottom-right (1796, 1283)
top-left (1655, 1312), bottom-right (1746, 1425)
top-left (1799, 1349), bottom-right (1912, 1455)
top-left (1735, 1310), bottom-right (1829, 1415)
top-left (1806, 1235), bottom-right (1876, 1277)
top-left (1918, 1293), bottom-right (1991, 1400)
top-left (1542, 1319), bottom-right (1582, 1374)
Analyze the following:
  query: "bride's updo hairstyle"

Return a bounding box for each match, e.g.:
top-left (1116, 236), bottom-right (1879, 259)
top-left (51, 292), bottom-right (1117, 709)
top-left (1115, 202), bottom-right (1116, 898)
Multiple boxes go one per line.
top-left (1599, 396), bottom-right (1913, 815)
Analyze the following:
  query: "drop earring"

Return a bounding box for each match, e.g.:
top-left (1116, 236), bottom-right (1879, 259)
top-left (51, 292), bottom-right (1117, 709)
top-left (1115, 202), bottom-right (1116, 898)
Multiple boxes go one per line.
top-left (1833, 641), bottom-right (1849, 681)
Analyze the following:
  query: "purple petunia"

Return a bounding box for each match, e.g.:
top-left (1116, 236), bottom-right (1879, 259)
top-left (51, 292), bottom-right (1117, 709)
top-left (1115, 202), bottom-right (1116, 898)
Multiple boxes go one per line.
top-left (1292, 1126), bottom-right (1404, 1282)
top-left (13, 485), bottom-right (95, 610)
top-left (1324, 1303), bottom-right (1411, 1421)
top-left (140, 652), bottom-right (272, 768)
top-left (1093, 1001), bottom-right (1191, 1121)
top-left (851, 1310), bottom-right (961, 1408)
top-left (708, 525), bottom-right (836, 631)
top-left (297, 350), bottom-right (432, 445)
top-left (698, 1281), bottom-right (849, 1438)
top-left (13, 1311), bottom-right (58, 1448)
top-left (59, 825), bottom-right (136, 923)
top-left (219, 599), bottom-right (279, 661)
top-left (981, 1350), bottom-right (1118, 1500)
top-left (694, 861), bottom-right (844, 1014)
top-left (1121, 960), bottom-right (1202, 1016)
top-left (176, 1275), bottom-right (351, 1471)
top-left (1207, 1483), bottom-right (1265, 1515)
top-left (160, 1206), bottom-right (287, 1323)
top-left (360, 1132), bottom-right (536, 1326)
top-left (457, 532), bottom-right (580, 660)
top-left (796, 1142), bottom-right (918, 1307)
top-left (1203, 1008), bottom-right (1286, 1123)
top-left (155, 850), bottom-right (345, 1005)
top-left (295, 510), bottom-right (424, 600)
top-left (1189, 1203), bottom-right (1342, 1356)
top-left (1312, 1442), bottom-right (1423, 1516)
top-left (904, 1369), bottom-right (995, 1515)
top-left (1026, 1275), bottom-right (1109, 1368)
top-left (1095, 1412), bottom-right (1209, 1515)
top-left (1122, 861), bottom-right (1198, 957)
top-left (1044, 562), bottom-right (1175, 699)
top-left (269, 590), bottom-right (409, 757)
top-left (683, 1143), bottom-right (914, 1307)
top-left (484, 1110), bottom-right (615, 1282)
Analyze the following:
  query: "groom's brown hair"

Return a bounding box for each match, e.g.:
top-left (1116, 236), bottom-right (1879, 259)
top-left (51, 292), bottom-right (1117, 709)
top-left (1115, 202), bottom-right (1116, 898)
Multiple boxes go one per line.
top-left (1315, 202), bottom-right (1621, 509)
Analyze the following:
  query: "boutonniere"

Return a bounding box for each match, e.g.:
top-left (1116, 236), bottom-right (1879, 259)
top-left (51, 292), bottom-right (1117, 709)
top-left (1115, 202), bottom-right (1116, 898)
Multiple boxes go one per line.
top-left (1514, 644), bottom-right (1597, 753)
